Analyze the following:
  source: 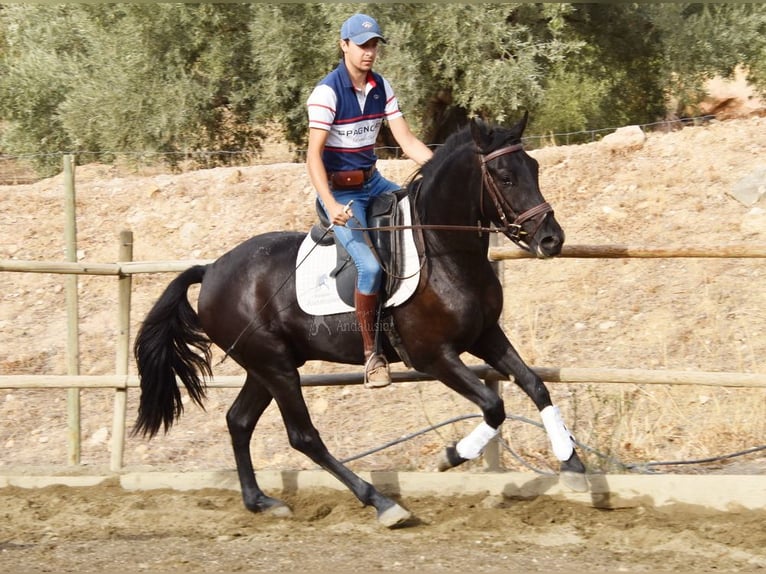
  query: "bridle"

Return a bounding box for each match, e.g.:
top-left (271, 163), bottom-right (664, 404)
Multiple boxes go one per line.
top-left (315, 142), bottom-right (555, 248)
top-left (479, 143), bottom-right (553, 249)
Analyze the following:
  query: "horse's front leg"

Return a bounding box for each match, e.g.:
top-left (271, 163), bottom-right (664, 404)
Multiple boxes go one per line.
top-left (412, 351), bottom-right (507, 471)
top-left (469, 323), bottom-right (588, 491)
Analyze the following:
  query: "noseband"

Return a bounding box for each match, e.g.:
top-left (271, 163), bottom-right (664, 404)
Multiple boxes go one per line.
top-left (479, 143), bottom-right (552, 247)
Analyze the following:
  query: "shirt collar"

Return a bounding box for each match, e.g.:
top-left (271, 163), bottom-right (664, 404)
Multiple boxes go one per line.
top-left (339, 59), bottom-right (377, 91)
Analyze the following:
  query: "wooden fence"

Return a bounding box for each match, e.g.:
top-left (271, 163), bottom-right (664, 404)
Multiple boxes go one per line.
top-left (1, 155), bottom-right (764, 472)
top-left (2, 237), bottom-right (765, 472)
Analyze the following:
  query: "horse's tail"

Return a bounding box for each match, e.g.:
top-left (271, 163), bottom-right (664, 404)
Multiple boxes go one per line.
top-left (132, 264), bottom-right (212, 439)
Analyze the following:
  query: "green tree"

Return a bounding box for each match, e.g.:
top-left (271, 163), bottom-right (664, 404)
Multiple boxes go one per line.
top-left (531, 3), bottom-right (667, 142)
top-left (61, 3), bottom-right (262, 159)
top-left (246, 3), bottom-right (343, 151)
top-left (649, 3), bottom-right (766, 115)
top-left (2, 2), bottom-right (766, 174)
top-left (250, 3), bottom-right (580, 148)
top-left (0, 3), bottom-right (261, 172)
top-left (0, 5), bottom-right (85, 159)
top-left (379, 3), bottom-right (577, 141)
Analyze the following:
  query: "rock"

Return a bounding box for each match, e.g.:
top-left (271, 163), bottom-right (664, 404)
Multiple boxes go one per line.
top-left (311, 396), bottom-right (329, 414)
top-left (602, 205), bottom-right (627, 219)
top-left (602, 125), bottom-right (646, 153)
top-left (86, 427), bottom-right (109, 446)
top-left (225, 169), bottom-right (243, 184)
top-left (142, 183), bottom-right (162, 199)
top-left (179, 221), bottom-right (199, 244)
top-left (479, 495), bottom-right (506, 509)
top-left (740, 206), bottom-right (766, 235)
top-left (729, 166), bottom-right (766, 206)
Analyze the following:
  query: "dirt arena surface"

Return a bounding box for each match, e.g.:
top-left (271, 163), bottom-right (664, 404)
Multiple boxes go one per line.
top-left (1, 482), bottom-right (765, 572)
top-left (1, 81), bottom-right (765, 571)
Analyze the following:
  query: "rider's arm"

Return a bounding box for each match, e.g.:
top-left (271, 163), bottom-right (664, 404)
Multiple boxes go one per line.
top-left (306, 127), bottom-right (351, 226)
top-left (388, 116), bottom-right (433, 166)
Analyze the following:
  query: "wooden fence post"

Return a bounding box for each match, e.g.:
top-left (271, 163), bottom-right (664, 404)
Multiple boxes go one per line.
top-left (483, 372), bottom-right (503, 472)
top-left (485, 232), bottom-right (505, 472)
top-left (111, 230), bottom-right (133, 471)
top-left (63, 154), bottom-right (81, 465)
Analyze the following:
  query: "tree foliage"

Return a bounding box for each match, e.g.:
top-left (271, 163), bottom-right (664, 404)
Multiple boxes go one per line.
top-left (649, 3), bottom-right (766, 114)
top-left (1, 3), bottom-right (765, 173)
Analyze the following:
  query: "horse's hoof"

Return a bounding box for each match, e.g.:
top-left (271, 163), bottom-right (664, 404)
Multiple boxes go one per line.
top-left (377, 503), bottom-right (412, 528)
top-left (246, 495), bottom-right (293, 517)
top-left (265, 503), bottom-right (293, 518)
top-left (558, 452), bottom-right (588, 491)
top-left (560, 471), bottom-right (589, 493)
top-left (437, 444), bottom-right (466, 471)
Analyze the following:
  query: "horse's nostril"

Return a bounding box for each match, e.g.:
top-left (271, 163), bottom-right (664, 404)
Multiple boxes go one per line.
top-left (540, 235), bottom-right (563, 256)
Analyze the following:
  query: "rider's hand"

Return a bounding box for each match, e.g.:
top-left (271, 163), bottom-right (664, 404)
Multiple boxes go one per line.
top-left (329, 201), bottom-right (352, 226)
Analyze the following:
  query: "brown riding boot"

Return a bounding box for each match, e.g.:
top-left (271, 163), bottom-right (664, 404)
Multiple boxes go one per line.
top-left (354, 290), bottom-right (391, 389)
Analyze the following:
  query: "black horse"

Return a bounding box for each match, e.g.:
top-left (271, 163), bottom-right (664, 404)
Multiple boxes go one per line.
top-left (133, 113), bottom-right (587, 527)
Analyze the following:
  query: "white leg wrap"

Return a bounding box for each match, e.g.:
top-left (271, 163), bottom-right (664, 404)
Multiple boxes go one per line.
top-left (540, 405), bottom-right (575, 461)
top-left (456, 421), bottom-right (499, 460)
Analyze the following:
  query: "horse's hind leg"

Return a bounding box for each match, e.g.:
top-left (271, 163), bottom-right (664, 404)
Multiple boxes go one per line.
top-left (226, 373), bottom-right (291, 516)
top-left (264, 367), bottom-right (411, 528)
top-left (470, 324), bottom-right (588, 491)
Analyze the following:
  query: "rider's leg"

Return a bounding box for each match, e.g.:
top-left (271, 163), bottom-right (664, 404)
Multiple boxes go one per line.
top-left (334, 205), bottom-right (391, 388)
top-left (320, 174), bottom-right (400, 387)
top-left (353, 288), bottom-right (390, 387)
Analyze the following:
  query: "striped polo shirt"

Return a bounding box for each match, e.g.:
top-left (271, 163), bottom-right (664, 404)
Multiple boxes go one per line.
top-left (307, 60), bottom-right (403, 173)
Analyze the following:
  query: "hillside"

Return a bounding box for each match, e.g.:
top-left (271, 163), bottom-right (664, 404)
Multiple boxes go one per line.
top-left (1, 114), bottom-right (765, 475)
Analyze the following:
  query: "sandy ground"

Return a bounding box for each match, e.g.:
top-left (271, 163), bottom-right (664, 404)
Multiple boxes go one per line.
top-left (1, 86), bottom-right (765, 570)
top-left (1, 483), bottom-right (765, 572)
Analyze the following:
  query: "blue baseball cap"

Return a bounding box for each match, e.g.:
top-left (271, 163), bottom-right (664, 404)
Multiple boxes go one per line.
top-left (340, 14), bottom-right (387, 45)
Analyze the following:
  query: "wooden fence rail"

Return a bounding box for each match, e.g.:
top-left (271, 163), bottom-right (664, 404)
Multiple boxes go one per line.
top-left (489, 244), bottom-right (766, 260)
top-left (1, 366), bottom-right (762, 474)
top-left (0, 259), bottom-right (212, 275)
top-left (4, 243), bottom-right (766, 275)
top-left (2, 367), bottom-right (763, 391)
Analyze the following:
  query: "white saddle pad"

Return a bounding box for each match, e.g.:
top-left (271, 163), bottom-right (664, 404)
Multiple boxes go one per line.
top-left (295, 196), bottom-right (421, 316)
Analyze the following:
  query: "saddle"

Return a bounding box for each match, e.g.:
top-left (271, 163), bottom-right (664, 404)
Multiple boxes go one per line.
top-left (309, 189), bottom-right (409, 308)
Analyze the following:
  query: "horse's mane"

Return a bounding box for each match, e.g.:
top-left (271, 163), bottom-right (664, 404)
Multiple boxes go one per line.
top-left (404, 125), bottom-right (469, 197)
top-left (419, 125), bottom-right (475, 181)
top-left (409, 120), bottom-right (520, 189)
top-left (406, 121), bottom-right (518, 219)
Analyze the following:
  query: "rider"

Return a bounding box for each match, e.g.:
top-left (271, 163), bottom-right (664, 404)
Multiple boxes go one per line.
top-left (306, 13), bottom-right (432, 388)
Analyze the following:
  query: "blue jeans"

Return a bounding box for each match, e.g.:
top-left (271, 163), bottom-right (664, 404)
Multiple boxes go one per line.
top-left (319, 170), bottom-right (400, 295)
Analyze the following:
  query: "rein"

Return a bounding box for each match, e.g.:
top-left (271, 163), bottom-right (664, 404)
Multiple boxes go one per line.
top-left (348, 144), bottom-right (552, 249)
top-left (223, 141), bottom-right (551, 358)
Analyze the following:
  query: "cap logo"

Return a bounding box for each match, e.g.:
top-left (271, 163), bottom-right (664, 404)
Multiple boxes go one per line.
top-left (362, 21), bottom-right (373, 29)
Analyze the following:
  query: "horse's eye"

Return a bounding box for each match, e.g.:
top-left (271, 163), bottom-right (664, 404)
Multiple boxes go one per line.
top-left (503, 176), bottom-right (513, 187)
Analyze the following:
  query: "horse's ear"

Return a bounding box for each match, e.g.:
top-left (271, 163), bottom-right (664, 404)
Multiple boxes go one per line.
top-left (469, 117), bottom-right (492, 150)
top-left (510, 110), bottom-right (529, 140)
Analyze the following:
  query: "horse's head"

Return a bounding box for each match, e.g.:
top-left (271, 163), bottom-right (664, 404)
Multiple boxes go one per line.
top-left (471, 113), bottom-right (564, 258)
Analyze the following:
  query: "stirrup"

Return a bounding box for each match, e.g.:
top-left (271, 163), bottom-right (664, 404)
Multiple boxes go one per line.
top-left (364, 354), bottom-right (391, 389)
